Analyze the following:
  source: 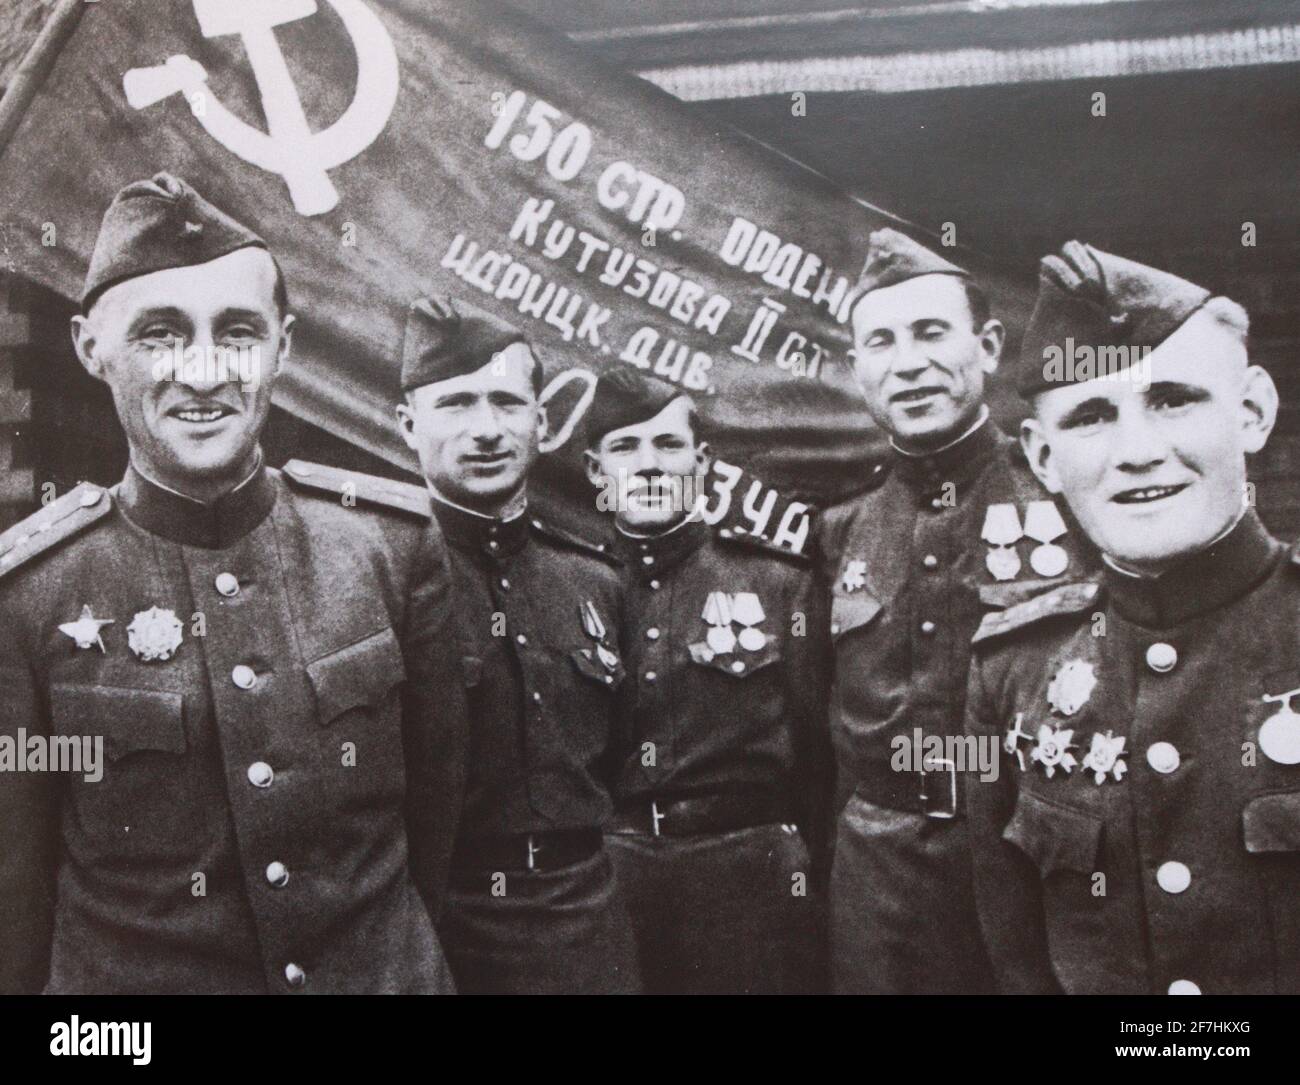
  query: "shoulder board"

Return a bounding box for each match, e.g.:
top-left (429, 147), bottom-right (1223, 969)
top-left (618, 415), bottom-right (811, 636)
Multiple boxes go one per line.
top-left (528, 517), bottom-right (618, 564)
top-left (0, 483), bottom-right (113, 579)
top-left (282, 460), bottom-right (431, 518)
top-left (973, 581), bottom-right (1100, 645)
top-left (716, 524), bottom-right (811, 564)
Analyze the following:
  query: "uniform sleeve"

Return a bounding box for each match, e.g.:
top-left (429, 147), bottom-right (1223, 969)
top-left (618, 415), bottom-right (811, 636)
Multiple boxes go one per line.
top-left (963, 655), bottom-right (1062, 994)
top-left (399, 523), bottom-right (470, 924)
top-left (788, 566), bottom-right (834, 891)
top-left (0, 640), bottom-right (59, 993)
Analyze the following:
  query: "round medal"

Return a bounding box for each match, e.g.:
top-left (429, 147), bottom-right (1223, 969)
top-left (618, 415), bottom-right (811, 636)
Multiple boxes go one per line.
top-left (985, 545), bottom-right (1021, 582)
top-left (706, 625), bottom-right (737, 654)
top-left (1030, 542), bottom-right (1069, 577)
top-left (1259, 706), bottom-right (1300, 765)
top-left (738, 627), bottom-right (766, 652)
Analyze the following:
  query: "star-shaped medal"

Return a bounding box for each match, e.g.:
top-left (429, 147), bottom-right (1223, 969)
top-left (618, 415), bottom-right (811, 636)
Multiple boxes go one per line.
top-left (58, 605), bottom-right (114, 653)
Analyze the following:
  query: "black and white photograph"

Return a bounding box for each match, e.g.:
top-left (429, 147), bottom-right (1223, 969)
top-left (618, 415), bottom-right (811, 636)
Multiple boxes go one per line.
top-left (0, 0), bottom-right (1296, 1059)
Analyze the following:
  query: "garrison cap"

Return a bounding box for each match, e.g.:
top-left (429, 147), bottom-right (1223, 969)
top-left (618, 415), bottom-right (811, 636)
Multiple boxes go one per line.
top-left (1018, 241), bottom-right (1213, 398)
top-left (852, 227), bottom-right (968, 300)
top-left (401, 294), bottom-right (528, 393)
top-left (584, 367), bottom-right (687, 447)
top-left (83, 172), bottom-right (266, 310)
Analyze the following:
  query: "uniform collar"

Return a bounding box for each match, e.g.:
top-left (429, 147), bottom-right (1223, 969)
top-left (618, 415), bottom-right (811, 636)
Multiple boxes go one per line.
top-left (1103, 509), bottom-right (1282, 628)
top-left (890, 407), bottom-right (1001, 496)
top-left (613, 513), bottom-right (708, 578)
top-left (429, 492), bottom-right (530, 560)
top-left (117, 455), bottom-right (276, 549)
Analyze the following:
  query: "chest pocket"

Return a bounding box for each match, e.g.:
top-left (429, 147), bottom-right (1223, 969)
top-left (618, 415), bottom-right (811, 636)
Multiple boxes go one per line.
top-left (1003, 788), bottom-right (1102, 877)
top-left (569, 648), bottom-right (625, 690)
top-left (688, 638), bottom-right (784, 679)
top-left (307, 626), bottom-right (406, 725)
top-left (1243, 791), bottom-right (1300, 853)
top-left (831, 591), bottom-right (882, 643)
top-left (49, 683), bottom-right (186, 762)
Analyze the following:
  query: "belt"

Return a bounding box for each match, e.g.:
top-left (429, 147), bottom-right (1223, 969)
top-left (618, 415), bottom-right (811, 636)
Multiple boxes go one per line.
top-left (851, 756), bottom-right (961, 819)
top-left (607, 791), bottom-right (794, 837)
top-left (451, 828), bottom-right (602, 874)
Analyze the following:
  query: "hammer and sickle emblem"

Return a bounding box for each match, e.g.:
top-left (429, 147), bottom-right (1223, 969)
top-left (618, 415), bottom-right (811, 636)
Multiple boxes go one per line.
top-left (123, 0), bottom-right (399, 216)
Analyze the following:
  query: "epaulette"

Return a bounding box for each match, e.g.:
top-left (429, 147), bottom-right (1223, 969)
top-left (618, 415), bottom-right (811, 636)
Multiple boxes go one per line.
top-left (282, 460), bottom-right (431, 518)
top-left (972, 581), bottom-right (1100, 645)
top-left (716, 524), bottom-right (812, 564)
top-left (0, 482), bottom-right (113, 579)
top-left (529, 516), bottom-right (619, 564)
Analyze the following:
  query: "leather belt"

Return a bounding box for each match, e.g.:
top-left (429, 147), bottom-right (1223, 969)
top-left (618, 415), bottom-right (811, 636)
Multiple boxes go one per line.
top-left (607, 791), bottom-right (794, 837)
top-left (451, 828), bottom-right (602, 875)
top-left (851, 757), bottom-right (961, 820)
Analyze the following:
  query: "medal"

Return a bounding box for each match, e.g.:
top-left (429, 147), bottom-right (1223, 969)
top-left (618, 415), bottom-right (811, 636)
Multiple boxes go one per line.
top-left (1081, 730), bottom-right (1128, 784)
top-left (1259, 687), bottom-right (1300, 765)
top-left (1003, 712), bottom-right (1033, 772)
top-left (841, 560), bottom-right (867, 593)
top-left (1024, 501), bottom-right (1070, 577)
top-left (1046, 659), bottom-right (1097, 716)
top-left (731, 592), bottom-right (767, 652)
top-left (1030, 724), bottom-right (1078, 778)
top-left (702, 592), bottom-right (737, 654)
top-left (580, 601), bottom-right (620, 673)
top-left (58, 604), bottom-right (114, 652)
top-left (981, 503), bottom-right (1023, 582)
top-left (126, 606), bottom-right (183, 662)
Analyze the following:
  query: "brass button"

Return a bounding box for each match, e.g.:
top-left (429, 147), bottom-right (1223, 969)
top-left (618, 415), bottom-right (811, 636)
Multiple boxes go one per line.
top-left (266, 861), bottom-right (290, 888)
top-left (649, 579), bottom-right (661, 590)
top-left (79, 489), bottom-right (103, 508)
top-left (247, 761), bottom-right (274, 788)
top-left (215, 572), bottom-right (240, 597)
top-left (923, 554), bottom-right (938, 569)
top-left (642, 555), bottom-right (654, 566)
top-left (920, 621), bottom-right (936, 635)
top-left (1168, 979), bottom-right (1201, 995)
top-left (644, 671), bottom-right (657, 683)
top-left (515, 634), bottom-right (527, 646)
top-left (1147, 742), bottom-right (1180, 774)
top-left (284, 962), bottom-right (306, 987)
top-left (1146, 643), bottom-right (1177, 673)
top-left (532, 691), bottom-right (542, 704)
top-left (731, 660), bottom-right (745, 674)
top-left (499, 578), bottom-right (510, 590)
top-left (232, 665), bottom-right (257, 690)
top-left (646, 628), bottom-right (660, 641)
top-left (1156, 861), bottom-right (1190, 894)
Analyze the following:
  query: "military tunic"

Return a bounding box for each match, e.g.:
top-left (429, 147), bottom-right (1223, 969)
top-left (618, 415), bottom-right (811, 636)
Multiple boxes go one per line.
top-left (966, 511), bottom-right (1300, 994)
top-left (605, 516), bottom-right (831, 994)
top-left (430, 498), bottom-right (639, 995)
top-left (0, 462), bottom-right (468, 995)
top-left (815, 416), bottom-right (1094, 993)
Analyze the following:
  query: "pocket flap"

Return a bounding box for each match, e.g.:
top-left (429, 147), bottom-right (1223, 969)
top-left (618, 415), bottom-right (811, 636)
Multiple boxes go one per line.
top-left (308, 627), bottom-right (405, 724)
top-left (831, 592), bottom-right (882, 642)
top-left (687, 641), bottom-right (783, 679)
top-left (1003, 788), bottom-right (1102, 876)
top-left (1243, 791), bottom-right (1300, 853)
top-left (49, 683), bottom-right (186, 762)
top-left (569, 648), bottom-right (623, 689)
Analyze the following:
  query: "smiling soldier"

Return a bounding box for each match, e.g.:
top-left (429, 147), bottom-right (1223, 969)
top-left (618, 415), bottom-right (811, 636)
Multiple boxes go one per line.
top-left (396, 295), bottom-right (639, 995)
top-left (965, 242), bottom-right (1300, 994)
top-left (0, 173), bottom-right (468, 994)
top-left (816, 228), bottom-right (1094, 994)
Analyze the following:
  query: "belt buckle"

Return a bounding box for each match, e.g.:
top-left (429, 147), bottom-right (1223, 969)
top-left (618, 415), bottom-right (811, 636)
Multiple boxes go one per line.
top-left (525, 833), bottom-right (540, 871)
top-left (918, 756), bottom-right (957, 820)
top-left (650, 800), bottom-right (664, 837)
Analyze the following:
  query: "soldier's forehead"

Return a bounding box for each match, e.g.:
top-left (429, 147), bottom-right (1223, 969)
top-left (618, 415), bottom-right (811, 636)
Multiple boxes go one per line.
top-left (92, 248), bottom-right (278, 319)
top-left (852, 273), bottom-right (970, 330)
top-left (602, 396), bottom-right (694, 443)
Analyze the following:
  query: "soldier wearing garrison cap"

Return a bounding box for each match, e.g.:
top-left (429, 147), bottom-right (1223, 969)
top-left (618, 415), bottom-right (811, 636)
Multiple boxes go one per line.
top-left (585, 368), bottom-right (831, 994)
top-left (965, 243), bottom-right (1300, 993)
top-left (0, 173), bottom-right (469, 994)
top-left (395, 295), bottom-right (640, 994)
top-left (815, 227), bottom-right (1095, 993)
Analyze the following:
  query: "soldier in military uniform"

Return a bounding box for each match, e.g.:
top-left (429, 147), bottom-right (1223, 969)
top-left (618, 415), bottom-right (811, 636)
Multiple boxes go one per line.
top-left (815, 229), bottom-right (1093, 993)
top-left (394, 295), bottom-right (639, 994)
top-left (0, 174), bottom-right (468, 994)
top-left (584, 367), bottom-right (830, 995)
top-left (966, 242), bottom-right (1299, 994)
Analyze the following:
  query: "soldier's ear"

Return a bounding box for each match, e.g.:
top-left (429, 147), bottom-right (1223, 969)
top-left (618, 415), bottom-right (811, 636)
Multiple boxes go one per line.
top-left (1020, 417), bottom-right (1063, 495)
top-left (582, 448), bottom-right (605, 488)
top-left (272, 313), bottom-right (295, 378)
top-left (1239, 364), bottom-right (1278, 455)
top-left (395, 401), bottom-right (419, 452)
top-left (694, 440), bottom-right (713, 475)
top-left (977, 318), bottom-right (1005, 374)
top-left (70, 314), bottom-right (106, 382)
